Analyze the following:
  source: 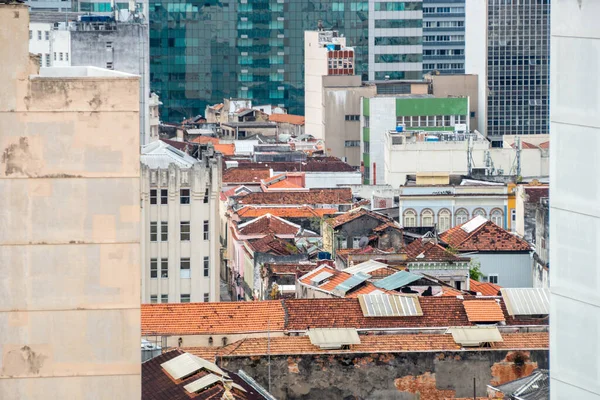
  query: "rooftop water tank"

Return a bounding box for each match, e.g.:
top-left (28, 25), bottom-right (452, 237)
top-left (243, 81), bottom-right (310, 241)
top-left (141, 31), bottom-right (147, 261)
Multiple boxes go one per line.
top-left (425, 136), bottom-right (439, 142)
top-left (396, 125), bottom-right (404, 132)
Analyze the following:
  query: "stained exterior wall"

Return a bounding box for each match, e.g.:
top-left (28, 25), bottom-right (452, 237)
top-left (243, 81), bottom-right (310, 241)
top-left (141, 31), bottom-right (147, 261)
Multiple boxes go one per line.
top-left (220, 349), bottom-right (549, 400)
top-left (0, 5), bottom-right (140, 399)
top-left (550, 1), bottom-right (600, 398)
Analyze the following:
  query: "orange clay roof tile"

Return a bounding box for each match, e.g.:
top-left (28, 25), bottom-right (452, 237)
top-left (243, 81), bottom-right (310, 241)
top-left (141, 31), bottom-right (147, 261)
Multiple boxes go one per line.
top-left (440, 218), bottom-right (531, 252)
top-left (469, 279), bottom-right (502, 296)
top-left (222, 168), bottom-right (271, 183)
top-left (268, 113), bottom-right (305, 125)
top-left (237, 188), bottom-right (353, 205)
top-left (463, 300), bottom-right (505, 322)
top-left (236, 206), bottom-right (336, 219)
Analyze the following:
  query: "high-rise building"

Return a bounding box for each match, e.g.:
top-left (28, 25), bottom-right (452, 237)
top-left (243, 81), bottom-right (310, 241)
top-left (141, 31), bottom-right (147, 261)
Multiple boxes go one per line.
top-left (465, 0), bottom-right (550, 140)
top-left (422, 0), bottom-right (465, 74)
top-left (368, 0), bottom-right (423, 80)
top-left (0, 4), bottom-right (140, 398)
top-left (151, 1), bottom-right (420, 122)
top-left (141, 141), bottom-right (222, 304)
top-left (550, 1), bottom-right (600, 399)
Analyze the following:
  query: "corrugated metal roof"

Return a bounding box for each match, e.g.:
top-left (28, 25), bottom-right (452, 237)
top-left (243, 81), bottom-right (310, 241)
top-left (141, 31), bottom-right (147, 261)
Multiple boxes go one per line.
top-left (374, 271), bottom-right (421, 290)
top-left (310, 271), bottom-right (333, 285)
top-left (183, 373), bottom-right (223, 394)
top-left (161, 353), bottom-right (226, 380)
top-left (358, 294), bottom-right (423, 317)
top-left (333, 272), bottom-right (371, 296)
top-left (501, 288), bottom-right (550, 316)
top-left (344, 260), bottom-right (389, 275)
top-left (448, 326), bottom-right (503, 347)
top-left (461, 215), bottom-right (488, 233)
top-left (141, 140), bottom-right (197, 169)
top-left (308, 328), bottom-right (361, 349)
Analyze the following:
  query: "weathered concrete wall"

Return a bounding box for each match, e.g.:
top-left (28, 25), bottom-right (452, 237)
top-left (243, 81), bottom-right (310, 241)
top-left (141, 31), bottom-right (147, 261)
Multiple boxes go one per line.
top-left (0, 5), bottom-right (141, 399)
top-left (220, 350), bottom-right (548, 400)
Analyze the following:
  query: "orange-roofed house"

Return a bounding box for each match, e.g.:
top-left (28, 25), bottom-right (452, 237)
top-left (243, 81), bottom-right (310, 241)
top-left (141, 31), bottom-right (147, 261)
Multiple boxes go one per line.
top-left (440, 216), bottom-right (532, 288)
top-left (268, 113), bottom-right (305, 136)
top-left (260, 172), bottom-right (306, 192)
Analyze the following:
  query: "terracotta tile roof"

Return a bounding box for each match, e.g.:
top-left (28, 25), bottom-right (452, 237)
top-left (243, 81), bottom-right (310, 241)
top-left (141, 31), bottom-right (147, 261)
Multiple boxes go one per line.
top-left (298, 265), bottom-right (386, 297)
top-left (372, 221), bottom-right (402, 233)
top-left (539, 141), bottom-right (549, 149)
top-left (237, 188), bottom-right (353, 205)
top-left (237, 214), bottom-right (303, 236)
top-left (212, 103), bottom-right (224, 111)
top-left (440, 286), bottom-right (465, 297)
top-left (236, 157), bottom-right (356, 172)
top-left (268, 113), bottom-right (305, 125)
top-left (142, 349), bottom-right (266, 400)
top-left (221, 185), bottom-right (252, 201)
top-left (265, 262), bottom-right (318, 275)
top-left (463, 300), bottom-right (505, 322)
top-left (223, 168), bottom-right (271, 184)
top-left (470, 279), bottom-right (502, 296)
top-left (284, 297), bottom-right (471, 330)
top-left (264, 175), bottom-right (304, 189)
top-left (217, 332), bottom-right (549, 358)
top-left (141, 301), bottom-right (285, 335)
top-left (326, 208), bottom-right (391, 229)
top-left (511, 141), bottom-right (538, 149)
top-left (236, 206), bottom-right (336, 219)
top-left (247, 234), bottom-right (299, 255)
top-left (190, 136), bottom-right (220, 144)
top-left (405, 239), bottom-right (469, 262)
top-left (214, 143), bottom-right (235, 156)
top-left (440, 218), bottom-right (531, 252)
top-left (180, 346), bottom-right (221, 363)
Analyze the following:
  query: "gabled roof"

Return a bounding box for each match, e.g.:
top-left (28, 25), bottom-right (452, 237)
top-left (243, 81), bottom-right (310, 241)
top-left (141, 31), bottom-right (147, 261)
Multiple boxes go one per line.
top-left (141, 140), bottom-right (197, 169)
top-left (142, 349), bottom-right (270, 400)
top-left (141, 301), bottom-right (285, 335)
top-left (236, 206), bottom-right (337, 219)
top-left (237, 188), bottom-right (353, 205)
top-left (214, 143), bottom-right (235, 156)
top-left (237, 214), bottom-right (312, 236)
top-left (221, 185), bottom-right (253, 201)
top-left (247, 234), bottom-right (299, 255)
top-left (405, 238), bottom-right (469, 262)
top-left (298, 265), bottom-right (386, 298)
top-left (539, 141), bottom-right (549, 149)
top-left (262, 173), bottom-right (305, 190)
top-left (511, 141), bottom-right (538, 149)
top-left (223, 168), bottom-right (271, 184)
top-left (326, 208), bottom-right (392, 229)
top-left (469, 279), bottom-right (501, 296)
top-left (268, 113), bottom-right (306, 125)
top-left (440, 216), bottom-right (531, 252)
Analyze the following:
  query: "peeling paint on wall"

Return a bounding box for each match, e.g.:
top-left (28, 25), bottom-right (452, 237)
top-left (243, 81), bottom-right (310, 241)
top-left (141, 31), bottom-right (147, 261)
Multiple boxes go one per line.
top-left (2, 346), bottom-right (47, 376)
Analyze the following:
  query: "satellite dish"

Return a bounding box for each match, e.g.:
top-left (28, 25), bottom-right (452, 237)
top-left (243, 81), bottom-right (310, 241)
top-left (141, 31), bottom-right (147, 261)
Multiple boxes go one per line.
top-left (358, 236), bottom-right (369, 248)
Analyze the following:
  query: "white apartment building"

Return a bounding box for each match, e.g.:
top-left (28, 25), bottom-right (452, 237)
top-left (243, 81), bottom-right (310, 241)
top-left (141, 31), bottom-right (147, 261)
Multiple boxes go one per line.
top-left (141, 141), bottom-right (222, 304)
top-left (29, 20), bottom-right (71, 67)
top-left (550, 1), bottom-right (600, 399)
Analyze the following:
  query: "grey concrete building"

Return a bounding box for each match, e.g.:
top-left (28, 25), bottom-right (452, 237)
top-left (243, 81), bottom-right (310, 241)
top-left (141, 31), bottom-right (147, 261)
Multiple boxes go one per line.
top-left (466, 0), bottom-right (550, 141)
top-left (422, 0), bottom-right (466, 75)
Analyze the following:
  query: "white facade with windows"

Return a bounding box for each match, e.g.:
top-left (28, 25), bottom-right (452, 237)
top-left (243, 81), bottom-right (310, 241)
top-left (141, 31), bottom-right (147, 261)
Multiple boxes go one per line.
top-left (368, 0), bottom-right (424, 80)
top-left (141, 141), bottom-right (221, 304)
top-left (399, 183), bottom-right (509, 231)
top-left (550, 1), bottom-right (600, 398)
top-left (28, 21), bottom-right (71, 68)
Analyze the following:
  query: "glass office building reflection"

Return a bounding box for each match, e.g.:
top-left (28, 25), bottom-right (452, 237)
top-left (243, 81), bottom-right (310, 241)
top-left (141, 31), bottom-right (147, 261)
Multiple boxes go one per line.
top-left (150, 0), bottom-right (371, 121)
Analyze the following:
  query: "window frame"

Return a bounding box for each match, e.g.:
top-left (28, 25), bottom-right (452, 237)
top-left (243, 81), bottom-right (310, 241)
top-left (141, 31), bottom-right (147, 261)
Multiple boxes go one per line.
top-left (150, 222), bottom-right (157, 242)
top-left (161, 294), bottom-right (168, 303)
top-left (150, 189), bottom-right (157, 204)
top-left (180, 221), bottom-right (191, 241)
top-left (403, 209), bottom-right (417, 228)
top-left (488, 274), bottom-right (499, 284)
top-left (160, 189), bottom-right (168, 204)
top-left (180, 188), bottom-right (190, 204)
top-left (150, 258), bottom-right (158, 278)
top-left (180, 257), bottom-right (191, 279)
top-left (203, 256), bottom-right (209, 277)
top-left (161, 221), bottom-right (168, 242)
top-left (421, 209), bottom-right (434, 227)
top-left (180, 294), bottom-right (191, 303)
top-left (161, 258), bottom-right (168, 278)
top-left (203, 220), bottom-right (209, 240)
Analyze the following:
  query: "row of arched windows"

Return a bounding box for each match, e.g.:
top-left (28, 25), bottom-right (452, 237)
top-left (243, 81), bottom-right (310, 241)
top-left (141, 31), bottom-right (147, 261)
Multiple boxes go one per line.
top-left (403, 208), bottom-right (504, 232)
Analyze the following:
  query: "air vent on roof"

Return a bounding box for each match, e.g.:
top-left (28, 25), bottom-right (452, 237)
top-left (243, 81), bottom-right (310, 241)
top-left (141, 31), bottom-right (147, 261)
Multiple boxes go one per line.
top-left (447, 326), bottom-right (503, 347)
top-left (358, 294), bottom-right (422, 317)
top-left (310, 271), bottom-right (333, 286)
top-left (308, 328), bottom-right (361, 350)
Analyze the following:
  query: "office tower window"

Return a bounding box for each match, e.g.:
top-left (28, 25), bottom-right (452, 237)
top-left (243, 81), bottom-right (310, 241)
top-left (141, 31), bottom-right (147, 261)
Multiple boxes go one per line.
top-left (161, 258), bottom-right (168, 278)
top-left (161, 189), bottom-right (168, 204)
top-left (161, 222), bottom-right (168, 241)
top-left (150, 222), bottom-right (157, 241)
top-left (180, 294), bottom-right (190, 303)
top-left (150, 189), bottom-right (157, 204)
top-left (180, 221), bottom-right (190, 240)
top-left (203, 256), bottom-right (209, 277)
top-left (180, 188), bottom-right (190, 204)
top-left (180, 258), bottom-right (191, 278)
top-left (150, 258), bottom-right (157, 278)
top-left (203, 220), bottom-right (209, 240)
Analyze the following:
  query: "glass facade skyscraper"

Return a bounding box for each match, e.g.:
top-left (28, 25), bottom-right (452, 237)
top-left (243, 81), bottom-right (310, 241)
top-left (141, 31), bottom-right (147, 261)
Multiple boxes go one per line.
top-left (422, 0), bottom-right (465, 74)
top-left (150, 0), bottom-right (372, 121)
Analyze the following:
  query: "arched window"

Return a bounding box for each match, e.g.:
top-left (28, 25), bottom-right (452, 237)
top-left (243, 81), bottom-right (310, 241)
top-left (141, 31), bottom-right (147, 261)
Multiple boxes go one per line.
top-left (472, 208), bottom-right (487, 218)
top-left (491, 208), bottom-right (504, 227)
top-left (404, 209), bottom-right (417, 227)
top-left (438, 209), bottom-right (451, 232)
top-left (455, 208), bottom-right (469, 226)
top-left (421, 209), bottom-right (434, 227)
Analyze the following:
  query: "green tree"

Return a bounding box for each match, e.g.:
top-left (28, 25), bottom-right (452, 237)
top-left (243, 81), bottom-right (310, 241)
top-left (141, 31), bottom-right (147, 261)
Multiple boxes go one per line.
top-left (469, 260), bottom-right (484, 281)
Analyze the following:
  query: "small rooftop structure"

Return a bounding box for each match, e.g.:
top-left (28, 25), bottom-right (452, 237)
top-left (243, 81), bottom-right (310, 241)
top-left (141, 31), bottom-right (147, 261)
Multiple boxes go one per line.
top-left (141, 140), bottom-right (197, 169)
top-left (448, 326), bottom-right (503, 347)
top-left (307, 328), bottom-right (360, 349)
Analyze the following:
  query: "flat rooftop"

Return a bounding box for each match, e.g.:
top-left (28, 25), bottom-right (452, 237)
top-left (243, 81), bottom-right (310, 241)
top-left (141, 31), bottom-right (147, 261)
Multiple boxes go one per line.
top-left (36, 66), bottom-right (138, 78)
